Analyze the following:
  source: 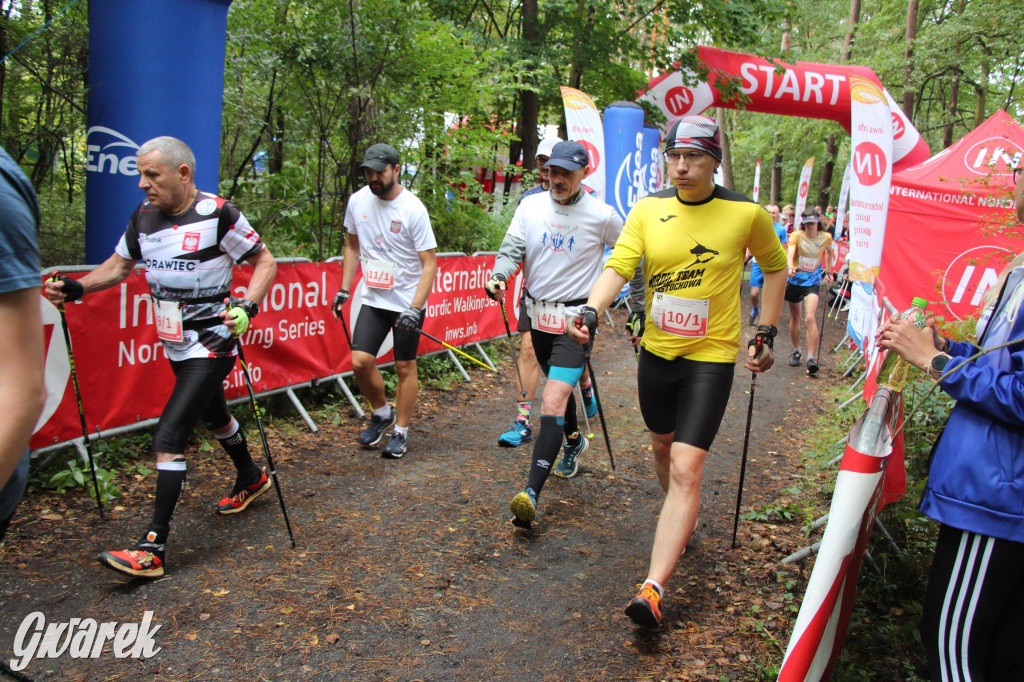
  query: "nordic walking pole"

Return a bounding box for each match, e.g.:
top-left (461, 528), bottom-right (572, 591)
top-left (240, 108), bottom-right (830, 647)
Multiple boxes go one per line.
top-left (336, 306), bottom-right (353, 350)
top-left (575, 384), bottom-right (594, 440)
top-left (498, 300), bottom-right (526, 397)
top-left (584, 353), bottom-right (615, 471)
top-left (731, 344), bottom-right (761, 548)
top-left (416, 328), bottom-right (498, 373)
top-left (51, 273), bottom-right (104, 518)
top-left (230, 311), bottom-right (296, 547)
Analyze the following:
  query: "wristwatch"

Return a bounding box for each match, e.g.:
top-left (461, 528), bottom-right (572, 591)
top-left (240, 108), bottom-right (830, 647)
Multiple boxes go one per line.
top-left (236, 299), bottom-right (259, 320)
top-left (928, 352), bottom-right (951, 380)
top-left (756, 324), bottom-right (778, 339)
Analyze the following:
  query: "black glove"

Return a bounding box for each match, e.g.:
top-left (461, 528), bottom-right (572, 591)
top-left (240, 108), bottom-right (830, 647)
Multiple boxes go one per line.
top-left (332, 288), bottom-right (350, 317)
top-left (484, 273), bottom-right (506, 301)
top-left (395, 306), bottom-right (425, 331)
top-left (625, 311), bottom-right (645, 340)
top-left (58, 275), bottom-right (84, 303)
top-left (747, 325), bottom-right (776, 355)
top-left (575, 305), bottom-right (598, 336)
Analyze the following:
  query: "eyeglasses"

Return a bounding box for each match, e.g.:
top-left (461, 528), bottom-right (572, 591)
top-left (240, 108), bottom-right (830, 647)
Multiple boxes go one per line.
top-left (666, 150), bottom-right (708, 164)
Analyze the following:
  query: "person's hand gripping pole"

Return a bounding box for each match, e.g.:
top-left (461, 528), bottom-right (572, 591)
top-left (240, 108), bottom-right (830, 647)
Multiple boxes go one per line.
top-left (733, 326), bottom-right (774, 547)
top-left (332, 288), bottom-right (353, 349)
top-left (575, 306), bottom-right (614, 470)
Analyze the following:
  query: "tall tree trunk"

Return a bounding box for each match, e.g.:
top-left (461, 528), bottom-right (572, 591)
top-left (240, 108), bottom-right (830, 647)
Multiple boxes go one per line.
top-left (975, 58), bottom-right (989, 128)
top-left (817, 134), bottom-right (836, 209)
top-left (567, 0), bottom-right (594, 89)
top-left (903, 0), bottom-right (918, 122)
top-left (270, 106), bottom-right (284, 175)
top-left (518, 0), bottom-right (539, 170)
top-left (716, 109), bottom-right (733, 190)
top-left (943, 0), bottom-right (966, 148)
top-left (842, 0), bottom-right (861, 63)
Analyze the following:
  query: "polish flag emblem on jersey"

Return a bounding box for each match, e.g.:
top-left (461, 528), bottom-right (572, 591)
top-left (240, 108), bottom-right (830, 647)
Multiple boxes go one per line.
top-left (182, 232), bottom-right (200, 251)
top-left (389, 220), bottom-right (402, 233)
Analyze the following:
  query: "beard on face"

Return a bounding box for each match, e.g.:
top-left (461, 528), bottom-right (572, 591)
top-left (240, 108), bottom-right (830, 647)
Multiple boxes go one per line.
top-left (369, 178), bottom-right (395, 197)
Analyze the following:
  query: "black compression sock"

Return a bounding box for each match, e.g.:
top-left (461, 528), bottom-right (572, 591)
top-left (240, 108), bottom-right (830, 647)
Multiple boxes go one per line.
top-left (218, 424), bottom-right (260, 485)
top-left (526, 415), bottom-right (564, 497)
top-left (147, 459), bottom-right (186, 548)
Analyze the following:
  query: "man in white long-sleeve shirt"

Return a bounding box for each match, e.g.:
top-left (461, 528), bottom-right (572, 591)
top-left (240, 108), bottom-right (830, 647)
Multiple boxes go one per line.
top-left (484, 141), bottom-right (622, 529)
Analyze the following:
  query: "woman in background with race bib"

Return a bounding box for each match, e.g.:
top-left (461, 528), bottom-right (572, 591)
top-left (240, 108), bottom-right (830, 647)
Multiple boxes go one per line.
top-left (784, 210), bottom-right (833, 374)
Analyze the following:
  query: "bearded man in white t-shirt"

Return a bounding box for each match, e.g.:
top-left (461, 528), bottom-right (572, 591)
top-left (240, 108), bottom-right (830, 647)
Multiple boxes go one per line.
top-left (332, 143), bottom-right (438, 458)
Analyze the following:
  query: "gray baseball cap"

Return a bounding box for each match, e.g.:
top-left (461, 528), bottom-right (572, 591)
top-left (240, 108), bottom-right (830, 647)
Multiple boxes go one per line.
top-left (360, 143), bottom-right (400, 171)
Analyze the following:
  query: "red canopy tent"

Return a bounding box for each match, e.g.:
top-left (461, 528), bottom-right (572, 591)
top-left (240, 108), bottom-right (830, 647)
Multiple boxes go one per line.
top-left (880, 110), bottom-right (1023, 320)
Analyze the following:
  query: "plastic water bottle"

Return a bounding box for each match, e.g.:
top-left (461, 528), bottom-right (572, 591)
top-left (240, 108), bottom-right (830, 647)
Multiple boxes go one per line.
top-left (877, 297), bottom-right (929, 393)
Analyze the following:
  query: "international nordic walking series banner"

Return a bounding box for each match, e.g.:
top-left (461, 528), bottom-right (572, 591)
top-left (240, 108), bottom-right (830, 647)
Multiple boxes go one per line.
top-left (32, 255), bottom-right (514, 450)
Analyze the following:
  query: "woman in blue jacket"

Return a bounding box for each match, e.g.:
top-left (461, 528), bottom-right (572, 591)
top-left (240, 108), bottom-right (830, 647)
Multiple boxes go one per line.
top-left (879, 169), bottom-right (1024, 681)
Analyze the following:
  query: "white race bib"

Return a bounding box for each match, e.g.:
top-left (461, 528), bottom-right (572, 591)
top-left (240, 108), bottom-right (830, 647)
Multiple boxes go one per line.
top-left (363, 258), bottom-right (396, 289)
top-left (154, 300), bottom-right (184, 342)
top-left (651, 293), bottom-right (708, 338)
top-left (798, 256), bottom-right (819, 273)
top-left (526, 299), bottom-right (566, 334)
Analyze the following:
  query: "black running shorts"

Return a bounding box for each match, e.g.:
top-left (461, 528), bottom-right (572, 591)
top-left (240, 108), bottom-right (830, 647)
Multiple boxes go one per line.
top-left (636, 348), bottom-right (734, 450)
top-left (152, 356), bottom-right (237, 454)
top-left (530, 328), bottom-right (587, 376)
top-left (351, 304), bottom-right (422, 362)
top-left (785, 282), bottom-right (820, 304)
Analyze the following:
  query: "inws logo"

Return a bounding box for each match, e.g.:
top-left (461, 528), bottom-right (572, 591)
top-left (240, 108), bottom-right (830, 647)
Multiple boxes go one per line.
top-left (962, 137), bottom-right (1023, 177)
top-left (942, 245), bottom-right (1014, 320)
top-left (86, 126), bottom-right (139, 176)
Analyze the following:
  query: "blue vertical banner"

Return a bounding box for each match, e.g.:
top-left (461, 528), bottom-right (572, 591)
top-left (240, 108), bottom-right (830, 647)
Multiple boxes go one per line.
top-left (641, 124), bottom-right (662, 195)
top-left (603, 101), bottom-right (644, 221)
top-left (85, 0), bottom-right (234, 264)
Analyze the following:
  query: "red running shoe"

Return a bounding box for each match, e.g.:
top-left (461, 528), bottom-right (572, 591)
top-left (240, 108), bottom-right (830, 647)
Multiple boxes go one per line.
top-left (98, 546), bottom-right (164, 578)
top-left (625, 584), bottom-right (662, 628)
top-left (217, 471), bottom-right (271, 514)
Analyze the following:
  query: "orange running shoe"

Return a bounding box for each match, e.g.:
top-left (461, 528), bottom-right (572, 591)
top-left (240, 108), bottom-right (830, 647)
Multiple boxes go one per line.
top-left (98, 545), bottom-right (164, 578)
top-left (217, 471), bottom-right (271, 514)
top-left (625, 583), bottom-right (662, 628)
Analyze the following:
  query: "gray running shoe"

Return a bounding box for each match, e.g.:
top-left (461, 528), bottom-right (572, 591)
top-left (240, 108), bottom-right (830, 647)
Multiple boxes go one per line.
top-left (554, 435), bottom-right (589, 478)
top-left (382, 432), bottom-right (407, 458)
top-left (359, 408), bottom-right (396, 447)
top-left (788, 350), bottom-right (802, 367)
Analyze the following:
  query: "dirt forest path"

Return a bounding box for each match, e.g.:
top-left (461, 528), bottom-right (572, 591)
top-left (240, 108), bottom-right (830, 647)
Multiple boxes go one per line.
top-left (0, 295), bottom-right (850, 681)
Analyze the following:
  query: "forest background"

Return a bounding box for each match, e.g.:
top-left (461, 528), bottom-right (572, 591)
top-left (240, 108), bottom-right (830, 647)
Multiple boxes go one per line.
top-left (2, 0), bottom-right (1022, 268)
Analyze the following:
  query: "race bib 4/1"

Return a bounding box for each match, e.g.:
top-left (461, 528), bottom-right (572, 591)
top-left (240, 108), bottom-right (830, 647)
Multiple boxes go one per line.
top-left (363, 258), bottom-right (396, 289)
top-left (526, 298), bottom-right (566, 334)
top-left (154, 299), bottom-right (184, 342)
top-left (651, 292), bottom-right (709, 338)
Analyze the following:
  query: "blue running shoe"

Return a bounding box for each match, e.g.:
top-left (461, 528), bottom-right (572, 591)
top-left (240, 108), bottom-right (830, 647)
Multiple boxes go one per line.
top-left (498, 421), bottom-right (532, 447)
top-left (554, 435), bottom-right (589, 478)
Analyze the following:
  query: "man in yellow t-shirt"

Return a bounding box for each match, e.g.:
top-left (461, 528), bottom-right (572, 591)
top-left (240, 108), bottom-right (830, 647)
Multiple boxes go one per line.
top-left (570, 115), bottom-right (788, 628)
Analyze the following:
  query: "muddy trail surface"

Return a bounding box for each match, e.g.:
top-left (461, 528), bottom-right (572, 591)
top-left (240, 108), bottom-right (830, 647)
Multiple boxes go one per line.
top-left (0, 301), bottom-right (851, 681)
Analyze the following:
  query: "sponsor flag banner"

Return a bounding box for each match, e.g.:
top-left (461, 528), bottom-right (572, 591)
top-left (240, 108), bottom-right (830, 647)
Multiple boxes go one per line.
top-left (86, 0), bottom-right (233, 263)
top-left (604, 102), bottom-right (646, 221)
top-left (33, 255), bottom-right (512, 449)
top-left (752, 158), bottom-right (761, 203)
top-left (779, 393), bottom-right (894, 681)
top-left (795, 157), bottom-right (815, 218)
top-left (637, 46), bottom-right (929, 170)
top-left (561, 86), bottom-right (606, 202)
top-left (835, 162), bottom-right (852, 239)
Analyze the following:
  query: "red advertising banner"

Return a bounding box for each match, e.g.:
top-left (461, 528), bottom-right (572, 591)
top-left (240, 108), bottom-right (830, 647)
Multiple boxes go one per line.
top-left (32, 255), bottom-right (518, 450)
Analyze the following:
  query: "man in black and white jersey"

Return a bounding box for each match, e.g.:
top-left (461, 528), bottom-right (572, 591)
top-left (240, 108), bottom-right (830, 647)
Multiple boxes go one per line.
top-left (332, 143), bottom-right (438, 459)
top-left (485, 140), bottom-right (623, 529)
top-left (45, 136), bottom-right (277, 579)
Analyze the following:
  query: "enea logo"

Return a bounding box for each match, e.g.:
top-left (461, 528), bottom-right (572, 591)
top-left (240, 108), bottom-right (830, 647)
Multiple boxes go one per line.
top-left (942, 245), bottom-right (1014, 320)
top-left (853, 141), bottom-right (887, 186)
top-left (962, 136), bottom-right (1023, 177)
top-left (85, 126), bottom-right (139, 176)
top-left (665, 86), bottom-right (694, 117)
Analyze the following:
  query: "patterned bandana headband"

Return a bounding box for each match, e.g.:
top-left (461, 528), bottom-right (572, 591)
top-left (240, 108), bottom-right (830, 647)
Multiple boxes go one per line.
top-left (665, 115), bottom-right (723, 162)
